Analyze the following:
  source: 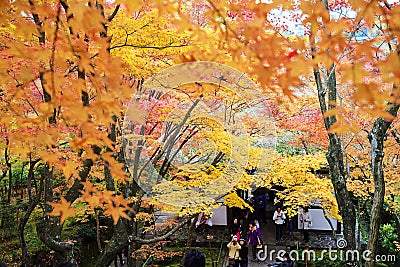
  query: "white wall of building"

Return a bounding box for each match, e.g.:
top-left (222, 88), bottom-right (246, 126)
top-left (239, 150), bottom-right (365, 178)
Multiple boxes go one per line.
top-left (210, 205), bottom-right (227, 225)
top-left (298, 208), bottom-right (338, 231)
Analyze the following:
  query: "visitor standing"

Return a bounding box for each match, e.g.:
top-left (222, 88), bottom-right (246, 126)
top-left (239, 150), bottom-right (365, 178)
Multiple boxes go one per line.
top-left (256, 193), bottom-right (268, 224)
top-left (247, 222), bottom-right (263, 262)
top-left (248, 197), bottom-right (258, 224)
top-left (300, 207), bottom-right (312, 243)
top-left (243, 198), bottom-right (256, 233)
top-left (227, 235), bottom-right (241, 267)
top-left (238, 238), bottom-right (248, 267)
top-left (230, 218), bottom-right (242, 240)
top-left (195, 212), bottom-right (213, 235)
top-left (273, 207), bottom-right (286, 244)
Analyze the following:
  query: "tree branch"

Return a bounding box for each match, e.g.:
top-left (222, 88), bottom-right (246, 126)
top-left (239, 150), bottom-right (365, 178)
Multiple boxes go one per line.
top-left (391, 129), bottom-right (400, 145)
top-left (108, 4), bottom-right (120, 22)
top-left (109, 43), bottom-right (189, 51)
top-left (130, 215), bottom-right (196, 244)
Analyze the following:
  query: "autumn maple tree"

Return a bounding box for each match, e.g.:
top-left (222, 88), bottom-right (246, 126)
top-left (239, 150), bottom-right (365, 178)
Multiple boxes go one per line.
top-left (0, 1), bottom-right (192, 266)
top-left (1, 0), bottom-right (399, 267)
top-left (0, 1), bottom-right (274, 266)
top-left (164, 0), bottom-right (399, 266)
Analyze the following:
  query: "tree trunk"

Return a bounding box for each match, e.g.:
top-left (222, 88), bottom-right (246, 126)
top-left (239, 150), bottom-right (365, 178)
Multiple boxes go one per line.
top-left (325, 141), bottom-right (357, 249)
top-left (19, 159), bottom-right (41, 267)
top-left (96, 220), bottom-right (129, 267)
top-left (20, 195), bottom-right (42, 267)
top-left (366, 105), bottom-right (399, 267)
top-left (36, 165), bottom-right (77, 264)
top-left (314, 67), bottom-right (357, 252)
top-left (5, 140), bottom-right (12, 204)
top-left (20, 162), bottom-right (27, 199)
top-left (127, 221), bottom-right (138, 267)
top-left (96, 209), bottom-right (102, 252)
top-left (7, 161), bottom-right (12, 203)
top-left (36, 160), bottom-right (92, 265)
top-left (186, 215), bottom-right (197, 248)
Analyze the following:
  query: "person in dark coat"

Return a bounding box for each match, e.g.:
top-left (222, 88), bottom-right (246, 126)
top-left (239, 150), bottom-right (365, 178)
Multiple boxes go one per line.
top-left (244, 198), bottom-right (257, 227)
top-left (250, 196), bottom-right (260, 223)
top-left (238, 238), bottom-right (248, 267)
top-left (277, 252), bottom-right (293, 267)
top-left (255, 193), bottom-right (268, 223)
top-left (183, 249), bottom-right (206, 267)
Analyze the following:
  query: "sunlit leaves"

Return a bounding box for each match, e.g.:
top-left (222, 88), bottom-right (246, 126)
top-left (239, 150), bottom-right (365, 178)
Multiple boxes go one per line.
top-left (1, 0), bottom-right (399, 243)
top-left (263, 153), bottom-right (339, 219)
top-left (79, 181), bottom-right (133, 224)
top-left (223, 192), bottom-right (253, 210)
top-left (108, 8), bottom-right (189, 76)
top-left (0, 0), bottom-right (192, 227)
top-left (48, 197), bottom-right (76, 224)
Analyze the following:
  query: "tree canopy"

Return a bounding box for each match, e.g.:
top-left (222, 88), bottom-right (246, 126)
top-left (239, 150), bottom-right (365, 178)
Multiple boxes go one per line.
top-left (0, 0), bottom-right (399, 266)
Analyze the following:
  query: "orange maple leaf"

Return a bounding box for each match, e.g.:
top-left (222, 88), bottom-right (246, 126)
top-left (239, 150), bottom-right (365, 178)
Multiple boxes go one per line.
top-left (104, 202), bottom-right (131, 224)
top-left (48, 197), bottom-right (76, 224)
top-left (80, 181), bottom-right (96, 192)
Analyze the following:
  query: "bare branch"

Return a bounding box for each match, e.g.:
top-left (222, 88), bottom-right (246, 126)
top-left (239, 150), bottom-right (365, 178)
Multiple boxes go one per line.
top-left (108, 4), bottom-right (120, 22)
top-left (131, 215), bottom-right (196, 244)
top-left (109, 43), bottom-right (189, 51)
